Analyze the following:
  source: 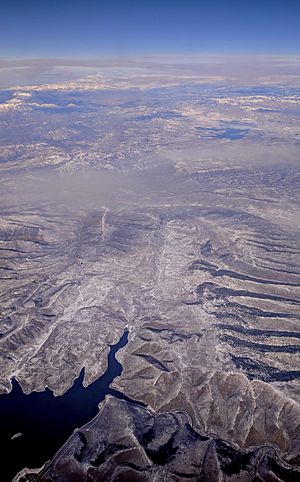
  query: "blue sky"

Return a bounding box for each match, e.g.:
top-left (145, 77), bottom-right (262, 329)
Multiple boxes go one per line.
top-left (1, 0), bottom-right (300, 58)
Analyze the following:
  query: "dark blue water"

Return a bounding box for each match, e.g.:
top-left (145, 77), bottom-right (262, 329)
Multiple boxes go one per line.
top-left (0, 330), bottom-right (131, 481)
top-left (215, 127), bottom-right (248, 140)
top-left (195, 126), bottom-right (248, 140)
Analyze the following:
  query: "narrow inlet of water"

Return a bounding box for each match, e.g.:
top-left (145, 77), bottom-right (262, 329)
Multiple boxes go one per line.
top-left (0, 330), bottom-right (129, 481)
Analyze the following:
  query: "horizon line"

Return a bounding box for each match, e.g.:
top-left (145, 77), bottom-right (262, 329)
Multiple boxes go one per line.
top-left (1, 53), bottom-right (300, 64)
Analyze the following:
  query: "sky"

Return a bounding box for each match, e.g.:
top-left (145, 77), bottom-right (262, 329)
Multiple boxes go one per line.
top-left (1, 0), bottom-right (300, 58)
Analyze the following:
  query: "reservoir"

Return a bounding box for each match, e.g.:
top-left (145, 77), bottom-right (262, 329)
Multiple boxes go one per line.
top-left (0, 330), bottom-right (129, 481)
